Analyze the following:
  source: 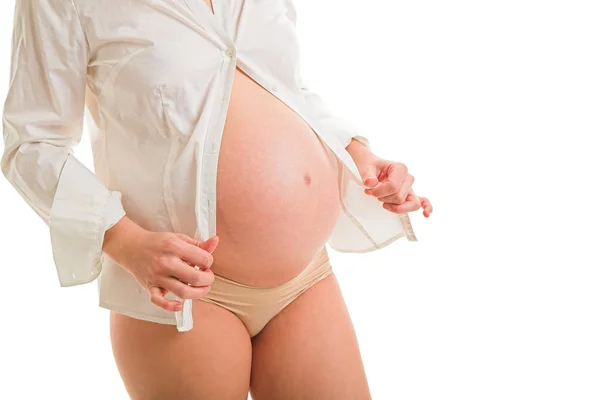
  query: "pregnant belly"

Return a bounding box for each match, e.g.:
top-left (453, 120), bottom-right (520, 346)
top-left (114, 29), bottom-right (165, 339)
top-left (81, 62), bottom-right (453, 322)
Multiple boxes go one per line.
top-left (209, 66), bottom-right (341, 287)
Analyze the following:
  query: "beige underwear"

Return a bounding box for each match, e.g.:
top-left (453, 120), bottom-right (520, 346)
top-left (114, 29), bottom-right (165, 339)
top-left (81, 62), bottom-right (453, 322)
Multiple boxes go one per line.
top-left (199, 245), bottom-right (333, 338)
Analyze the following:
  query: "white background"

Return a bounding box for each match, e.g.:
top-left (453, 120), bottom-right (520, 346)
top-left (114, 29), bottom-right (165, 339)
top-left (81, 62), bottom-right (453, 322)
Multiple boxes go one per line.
top-left (1, 0), bottom-right (599, 399)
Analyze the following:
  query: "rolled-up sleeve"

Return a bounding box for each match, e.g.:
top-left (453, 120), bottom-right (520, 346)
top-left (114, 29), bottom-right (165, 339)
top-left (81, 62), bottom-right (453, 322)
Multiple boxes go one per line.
top-left (1, 0), bottom-right (126, 287)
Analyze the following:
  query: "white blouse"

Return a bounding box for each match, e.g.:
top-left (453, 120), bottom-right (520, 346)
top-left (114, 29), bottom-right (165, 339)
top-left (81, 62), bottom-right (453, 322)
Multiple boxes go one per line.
top-left (1, 0), bottom-right (417, 331)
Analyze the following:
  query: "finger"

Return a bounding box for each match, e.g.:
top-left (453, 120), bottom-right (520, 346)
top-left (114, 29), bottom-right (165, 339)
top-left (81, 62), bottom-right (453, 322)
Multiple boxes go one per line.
top-left (383, 197), bottom-right (421, 213)
top-left (420, 197), bottom-right (433, 217)
top-left (378, 182), bottom-right (416, 204)
top-left (364, 179), bottom-right (399, 198)
top-left (149, 286), bottom-right (183, 312)
top-left (360, 164), bottom-right (379, 189)
top-left (170, 258), bottom-right (215, 287)
top-left (396, 174), bottom-right (414, 204)
top-left (408, 189), bottom-right (421, 204)
top-left (364, 164), bottom-right (408, 198)
top-left (201, 235), bottom-right (220, 254)
top-left (379, 189), bottom-right (417, 205)
top-left (160, 277), bottom-right (213, 300)
top-left (169, 237), bottom-right (215, 270)
top-left (174, 234), bottom-right (220, 255)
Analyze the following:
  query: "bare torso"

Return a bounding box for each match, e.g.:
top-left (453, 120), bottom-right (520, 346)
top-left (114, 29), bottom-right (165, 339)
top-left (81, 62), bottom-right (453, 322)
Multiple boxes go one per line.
top-left (209, 62), bottom-right (341, 287)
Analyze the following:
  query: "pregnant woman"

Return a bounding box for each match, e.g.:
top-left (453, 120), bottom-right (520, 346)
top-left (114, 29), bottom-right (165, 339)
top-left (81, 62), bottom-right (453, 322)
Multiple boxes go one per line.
top-left (2, 0), bottom-right (432, 398)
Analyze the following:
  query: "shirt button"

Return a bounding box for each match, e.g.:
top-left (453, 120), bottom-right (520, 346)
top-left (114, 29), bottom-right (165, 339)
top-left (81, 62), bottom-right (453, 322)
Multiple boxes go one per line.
top-left (224, 47), bottom-right (235, 58)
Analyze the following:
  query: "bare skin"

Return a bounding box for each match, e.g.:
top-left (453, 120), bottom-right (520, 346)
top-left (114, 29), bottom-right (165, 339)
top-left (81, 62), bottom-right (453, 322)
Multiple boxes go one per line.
top-left (109, 294), bottom-right (253, 399)
top-left (109, 270), bottom-right (369, 400)
top-left (249, 273), bottom-right (371, 400)
top-left (106, 1), bottom-right (431, 398)
top-left (107, 60), bottom-right (370, 399)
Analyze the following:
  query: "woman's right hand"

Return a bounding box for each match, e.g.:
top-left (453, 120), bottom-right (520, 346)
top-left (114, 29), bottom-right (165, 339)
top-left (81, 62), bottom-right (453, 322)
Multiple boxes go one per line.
top-left (102, 216), bottom-right (219, 312)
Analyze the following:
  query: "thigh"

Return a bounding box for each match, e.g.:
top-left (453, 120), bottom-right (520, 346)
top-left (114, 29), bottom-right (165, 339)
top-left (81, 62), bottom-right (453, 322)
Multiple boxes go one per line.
top-left (249, 272), bottom-right (372, 400)
top-left (109, 299), bottom-right (252, 400)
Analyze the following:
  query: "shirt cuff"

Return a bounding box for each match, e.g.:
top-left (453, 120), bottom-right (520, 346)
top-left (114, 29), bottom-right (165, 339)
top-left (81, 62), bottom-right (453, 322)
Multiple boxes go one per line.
top-left (349, 135), bottom-right (371, 150)
top-left (48, 156), bottom-right (127, 287)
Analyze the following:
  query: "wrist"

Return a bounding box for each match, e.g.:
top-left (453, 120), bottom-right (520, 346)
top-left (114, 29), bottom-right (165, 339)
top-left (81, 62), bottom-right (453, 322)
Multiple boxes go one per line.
top-left (347, 137), bottom-right (376, 162)
top-left (102, 216), bottom-right (146, 264)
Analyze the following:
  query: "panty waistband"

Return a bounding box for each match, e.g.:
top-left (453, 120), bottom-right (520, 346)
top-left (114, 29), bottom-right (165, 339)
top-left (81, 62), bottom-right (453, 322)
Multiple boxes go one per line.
top-left (209, 245), bottom-right (330, 291)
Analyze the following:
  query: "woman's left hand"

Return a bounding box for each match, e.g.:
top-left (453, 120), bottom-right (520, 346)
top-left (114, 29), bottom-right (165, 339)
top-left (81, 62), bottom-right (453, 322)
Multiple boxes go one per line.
top-left (357, 157), bottom-right (433, 218)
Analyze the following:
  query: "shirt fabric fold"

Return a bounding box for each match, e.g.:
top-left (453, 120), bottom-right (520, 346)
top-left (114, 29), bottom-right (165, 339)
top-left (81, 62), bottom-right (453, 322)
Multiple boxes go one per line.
top-left (1, 0), bottom-right (416, 332)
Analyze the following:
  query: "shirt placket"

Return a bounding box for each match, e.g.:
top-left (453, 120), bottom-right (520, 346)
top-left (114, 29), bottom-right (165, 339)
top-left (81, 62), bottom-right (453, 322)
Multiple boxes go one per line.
top-left (175, 1), bottom-right (238, 332)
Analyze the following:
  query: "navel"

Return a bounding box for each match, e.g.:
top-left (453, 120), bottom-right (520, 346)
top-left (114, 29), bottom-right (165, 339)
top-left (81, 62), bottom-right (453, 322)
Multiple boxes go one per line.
top-left (303, 173), bottom-right (311, 185)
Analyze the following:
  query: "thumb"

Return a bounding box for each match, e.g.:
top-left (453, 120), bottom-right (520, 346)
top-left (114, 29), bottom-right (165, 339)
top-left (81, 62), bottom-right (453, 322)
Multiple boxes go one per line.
top-left (175, 233), bottom-right (220, 254)
top-left (360, 164), bottom-right (379, 188)
top-left (199, 235), bottom-right (220, 254)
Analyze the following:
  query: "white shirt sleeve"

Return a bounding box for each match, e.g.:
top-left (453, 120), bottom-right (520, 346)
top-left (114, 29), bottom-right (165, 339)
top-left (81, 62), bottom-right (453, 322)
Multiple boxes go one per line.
top-left (299, 84), bottom-right (372, 151)
top-left (1, 0), bottom-right (127, 287)
top-left (283, 0), bottom-right (372, 152)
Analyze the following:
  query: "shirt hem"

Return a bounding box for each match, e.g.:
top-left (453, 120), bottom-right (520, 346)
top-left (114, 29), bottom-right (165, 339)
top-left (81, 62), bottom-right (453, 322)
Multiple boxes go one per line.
top-left (328, 231), bottom-right (410, 254)
top-left (99, 301), bottom-right (178, 325)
